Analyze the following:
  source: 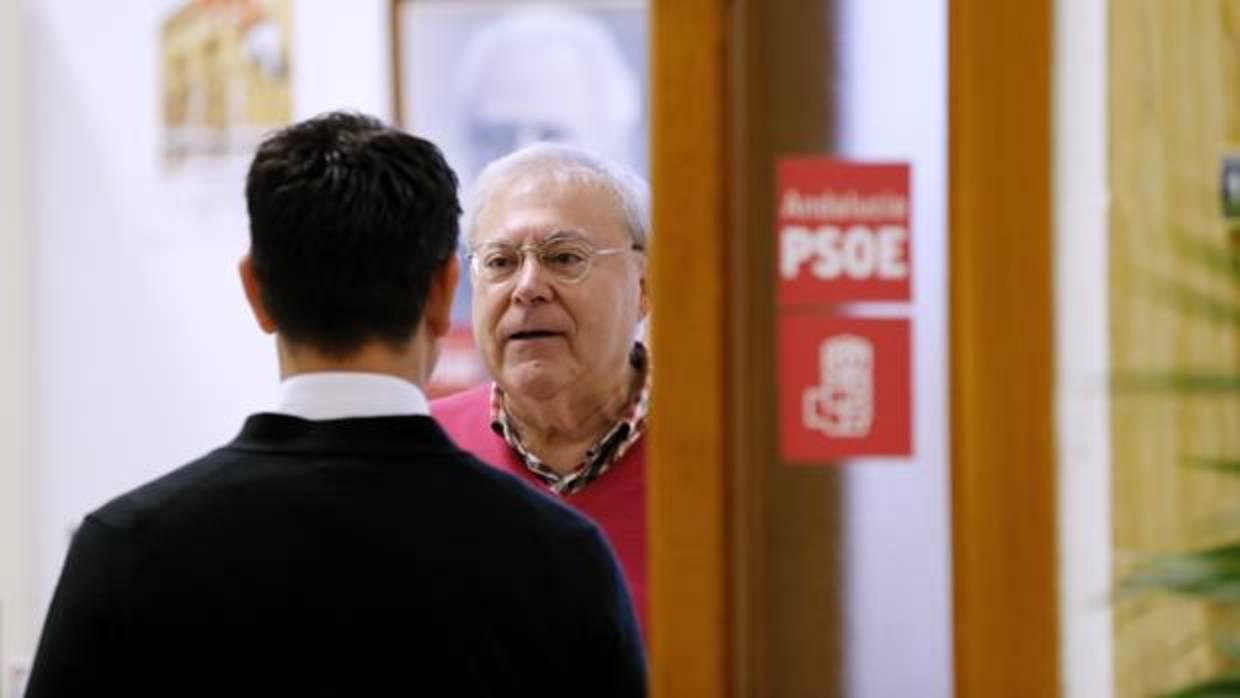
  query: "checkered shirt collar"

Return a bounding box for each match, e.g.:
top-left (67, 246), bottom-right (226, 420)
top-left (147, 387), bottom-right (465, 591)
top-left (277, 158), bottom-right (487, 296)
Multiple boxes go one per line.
top-left (489, 342), bottom-right (650, 495)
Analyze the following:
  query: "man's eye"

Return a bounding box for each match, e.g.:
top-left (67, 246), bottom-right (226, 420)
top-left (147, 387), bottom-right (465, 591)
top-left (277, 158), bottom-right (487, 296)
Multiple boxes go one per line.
top-left (483, 254), bottom-right (516, 270)
top-left (545, 250), bottom-right (587, 267)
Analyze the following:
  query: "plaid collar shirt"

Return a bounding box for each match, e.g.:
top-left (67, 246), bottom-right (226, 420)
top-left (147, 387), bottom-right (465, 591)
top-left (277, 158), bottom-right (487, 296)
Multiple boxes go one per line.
top-left (490, 342), bottom-right (650, 496)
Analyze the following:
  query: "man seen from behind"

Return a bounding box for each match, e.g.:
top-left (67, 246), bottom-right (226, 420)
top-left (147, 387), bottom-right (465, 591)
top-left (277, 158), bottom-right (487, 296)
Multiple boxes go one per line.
top-left (24, 112), bottom-right (645, 697)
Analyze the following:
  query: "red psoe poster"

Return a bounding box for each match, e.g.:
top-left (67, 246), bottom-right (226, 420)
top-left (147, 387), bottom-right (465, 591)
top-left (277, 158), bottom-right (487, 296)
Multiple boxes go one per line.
top-left (778, 315), bottom-right (912, 462)
top-left (776, 159), bottom-right (911, 305)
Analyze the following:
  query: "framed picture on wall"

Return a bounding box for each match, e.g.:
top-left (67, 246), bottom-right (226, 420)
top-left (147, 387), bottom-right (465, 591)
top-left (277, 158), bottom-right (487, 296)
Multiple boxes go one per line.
top-left (158, 0), bottom-right (294, 233)
top-left (391, 0), bottom-right (649, 396)
top-left (161, 0), bottom-right (293, 171)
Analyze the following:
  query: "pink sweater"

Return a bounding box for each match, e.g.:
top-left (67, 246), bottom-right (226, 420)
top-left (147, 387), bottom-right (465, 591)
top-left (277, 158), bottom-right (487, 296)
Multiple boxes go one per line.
top-left (432, 384), bottom-right (647, 630)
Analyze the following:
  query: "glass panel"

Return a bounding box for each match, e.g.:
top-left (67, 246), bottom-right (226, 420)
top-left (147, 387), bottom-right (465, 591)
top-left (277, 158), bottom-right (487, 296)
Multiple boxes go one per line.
top-left (834, 2), bottom-right (952, 695)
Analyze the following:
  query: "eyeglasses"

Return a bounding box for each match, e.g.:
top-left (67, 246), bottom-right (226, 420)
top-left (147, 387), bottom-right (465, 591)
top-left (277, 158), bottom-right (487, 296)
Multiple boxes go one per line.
top-left (467, 237), bottom-right (642, 285)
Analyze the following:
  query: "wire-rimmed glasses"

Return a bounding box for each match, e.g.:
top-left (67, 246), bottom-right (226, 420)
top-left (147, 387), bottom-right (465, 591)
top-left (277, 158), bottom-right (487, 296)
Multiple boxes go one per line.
top-left (467, 235), bottom-right (642, 285)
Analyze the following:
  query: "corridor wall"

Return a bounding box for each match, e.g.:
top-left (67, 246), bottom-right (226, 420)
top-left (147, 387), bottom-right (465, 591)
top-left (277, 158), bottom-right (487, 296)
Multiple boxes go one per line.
top-left (26, 0), bottom-right (394, 650)
top-left (0, 0), bottom-right (33, 694)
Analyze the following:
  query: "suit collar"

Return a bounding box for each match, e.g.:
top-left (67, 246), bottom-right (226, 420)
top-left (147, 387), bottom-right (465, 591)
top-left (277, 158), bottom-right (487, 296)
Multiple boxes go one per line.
top-left (228, 413), bottom-right (460, 458)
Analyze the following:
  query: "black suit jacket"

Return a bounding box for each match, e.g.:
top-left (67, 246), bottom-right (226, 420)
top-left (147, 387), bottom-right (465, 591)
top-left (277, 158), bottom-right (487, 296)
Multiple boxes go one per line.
top-left (25, 414), bottom-right (646, 697)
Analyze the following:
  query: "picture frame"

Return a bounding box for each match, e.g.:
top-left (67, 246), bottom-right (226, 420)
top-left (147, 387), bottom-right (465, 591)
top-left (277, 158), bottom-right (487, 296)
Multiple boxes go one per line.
top-left (390, 0), bottom-right (649, 395)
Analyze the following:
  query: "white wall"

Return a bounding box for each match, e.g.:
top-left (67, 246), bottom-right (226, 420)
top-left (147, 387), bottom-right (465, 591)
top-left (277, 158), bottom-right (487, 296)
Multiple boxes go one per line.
top-left (1054, 0), bottom-right (1113, 695)
top-left (836, 2), bottom-right (953, 696)
top-left (28, 0), bottom-right (392, 632)
top-left (0, 0), bottom-right (34, 693)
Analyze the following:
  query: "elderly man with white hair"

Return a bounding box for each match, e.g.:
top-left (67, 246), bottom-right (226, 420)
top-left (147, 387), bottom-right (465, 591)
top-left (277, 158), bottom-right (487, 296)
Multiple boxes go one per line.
top-left (433, 143), bottom-right (651, 629)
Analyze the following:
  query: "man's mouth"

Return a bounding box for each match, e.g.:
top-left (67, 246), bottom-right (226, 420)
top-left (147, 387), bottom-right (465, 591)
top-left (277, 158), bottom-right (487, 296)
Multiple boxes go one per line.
top-left (508, 330), bottom-right (561, 341)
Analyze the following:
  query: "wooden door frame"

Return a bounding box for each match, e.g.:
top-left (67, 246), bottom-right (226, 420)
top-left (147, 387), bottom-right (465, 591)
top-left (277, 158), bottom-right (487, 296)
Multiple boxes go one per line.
top-left (650, 0), bottom-right (844, 695)
top-left (647, 0), bottom-right (731, 695)
top-left (948, 0), bottom-right (1059, 696)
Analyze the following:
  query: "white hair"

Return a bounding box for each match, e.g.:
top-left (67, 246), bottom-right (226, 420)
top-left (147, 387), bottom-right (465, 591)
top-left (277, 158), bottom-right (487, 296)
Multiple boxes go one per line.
top-left (462, 141), bottom-right (651, 251)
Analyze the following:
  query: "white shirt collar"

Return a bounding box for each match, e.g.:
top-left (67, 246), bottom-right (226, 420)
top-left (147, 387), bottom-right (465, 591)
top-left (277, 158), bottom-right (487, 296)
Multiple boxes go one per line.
top-left (274, 372), bottom-right (430, 421)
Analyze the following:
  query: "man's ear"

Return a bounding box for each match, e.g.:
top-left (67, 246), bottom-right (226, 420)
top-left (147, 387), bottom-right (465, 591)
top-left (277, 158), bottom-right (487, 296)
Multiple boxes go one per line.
top-left (238, 254), bottom-right (277, 334)
top-left (424, 255), bottom-right (460, 339)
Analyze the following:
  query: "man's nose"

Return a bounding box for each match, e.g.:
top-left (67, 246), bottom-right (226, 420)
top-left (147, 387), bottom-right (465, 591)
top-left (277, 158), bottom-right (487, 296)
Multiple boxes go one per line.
top-left (511, 250), bottom-right (552, 304)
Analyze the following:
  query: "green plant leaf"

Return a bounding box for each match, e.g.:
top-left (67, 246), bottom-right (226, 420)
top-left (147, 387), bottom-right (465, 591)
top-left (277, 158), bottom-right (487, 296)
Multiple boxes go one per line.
top-left (1160, 673), bottom-right (1240, 697)
top-left (1122, 543), bottom-right (1240, 603)
top-left (1184, 457), bottom-right (1240, 476)
top-left (1112, 372), bottom-right (1240, 394)
top-left (1119, 230), bottom-right (1240, 692)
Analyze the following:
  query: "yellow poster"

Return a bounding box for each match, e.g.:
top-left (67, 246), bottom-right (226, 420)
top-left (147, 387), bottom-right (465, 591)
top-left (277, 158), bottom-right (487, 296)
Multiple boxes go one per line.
top-left (161, 0), bottom-right (292, 169)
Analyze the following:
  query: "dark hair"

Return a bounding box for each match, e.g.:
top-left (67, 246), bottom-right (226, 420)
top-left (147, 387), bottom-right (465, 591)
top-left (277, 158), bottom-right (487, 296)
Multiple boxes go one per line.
top-left (245, 111), bottom-right (460, 358)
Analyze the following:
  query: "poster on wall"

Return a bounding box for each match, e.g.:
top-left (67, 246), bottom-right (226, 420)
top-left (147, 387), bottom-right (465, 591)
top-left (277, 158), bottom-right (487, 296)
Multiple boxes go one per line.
top-left (778, 315), bottom-right (912, 462)
top-left (776, 159), bottom-right (911, 304)
top-left (394, 0), bottom-right (649, 396)
top-left (158, 0), bottom-right (293, 234)
top-left (775, 158), bottom-right (913, 464)
top-left (161, 0), bottom-right (292, 170)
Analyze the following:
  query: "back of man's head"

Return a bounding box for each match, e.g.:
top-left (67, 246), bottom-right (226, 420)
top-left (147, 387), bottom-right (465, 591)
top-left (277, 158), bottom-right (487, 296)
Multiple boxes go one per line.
top-left (245, 111), bottom-right (460, 358)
